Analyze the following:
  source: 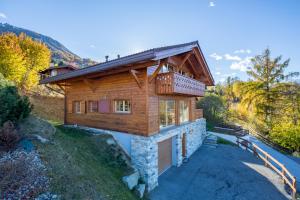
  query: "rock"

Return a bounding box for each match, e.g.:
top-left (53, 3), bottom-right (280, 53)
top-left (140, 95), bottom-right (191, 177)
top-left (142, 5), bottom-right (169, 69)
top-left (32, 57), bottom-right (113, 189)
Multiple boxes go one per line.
top-left (135, 184), bottom-right (145, 198)
top-left (106, 138), bottom-right (116, 145)
top-left (34, 134), bottom-right (49, 143)
top-left (122, 171), bottom-right (139, 190)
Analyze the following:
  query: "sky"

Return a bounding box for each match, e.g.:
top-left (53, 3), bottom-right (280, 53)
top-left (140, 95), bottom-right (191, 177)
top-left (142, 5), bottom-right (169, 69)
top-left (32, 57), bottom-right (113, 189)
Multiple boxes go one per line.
top-left (0, 0), bottom-right (300, 83)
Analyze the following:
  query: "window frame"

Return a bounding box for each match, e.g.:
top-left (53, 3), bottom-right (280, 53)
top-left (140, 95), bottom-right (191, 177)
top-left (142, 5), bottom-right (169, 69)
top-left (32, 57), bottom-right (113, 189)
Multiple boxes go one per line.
top-left (88, 100), bottom-right (98, 113)
top-left (114, 99), bottom-right (131, 114)
top-left (73, 101), bottom-right (81, 114)
top-left (159, 99), bottom-right (176, 129)
top-left (179, 100), bottom-right (190, 124)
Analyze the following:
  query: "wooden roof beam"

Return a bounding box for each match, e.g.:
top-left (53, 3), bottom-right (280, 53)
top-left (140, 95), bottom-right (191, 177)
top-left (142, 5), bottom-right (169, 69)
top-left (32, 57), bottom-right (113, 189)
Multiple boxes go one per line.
top-left (149, 59), bottom-right (167, 83)
top-left (177, 51), bottom-right (193, 71)
top-left (130, 69), bottom-right (142, 88)
top-left (187, 58), bottom-right (200, 79)
top-left (83, 78), bottom-right (97, 92)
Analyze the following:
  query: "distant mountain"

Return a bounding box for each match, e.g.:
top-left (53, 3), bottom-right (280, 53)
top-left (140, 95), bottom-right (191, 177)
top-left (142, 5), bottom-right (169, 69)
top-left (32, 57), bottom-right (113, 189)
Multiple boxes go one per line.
top-left (0, 23), bottom-right (97, 68)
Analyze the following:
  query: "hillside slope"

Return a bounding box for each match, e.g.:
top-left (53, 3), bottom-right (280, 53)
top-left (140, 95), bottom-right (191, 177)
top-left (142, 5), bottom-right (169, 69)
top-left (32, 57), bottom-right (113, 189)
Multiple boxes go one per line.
top-left (0, 23), bottom-right (97, 67)
top-left (18, 116), bottom-right (138, 199)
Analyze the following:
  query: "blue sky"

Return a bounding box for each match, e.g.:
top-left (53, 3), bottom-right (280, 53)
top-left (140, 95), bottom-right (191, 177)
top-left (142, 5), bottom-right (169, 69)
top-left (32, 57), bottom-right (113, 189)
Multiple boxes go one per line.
top-left (1, 0), bottom-right (299, 83)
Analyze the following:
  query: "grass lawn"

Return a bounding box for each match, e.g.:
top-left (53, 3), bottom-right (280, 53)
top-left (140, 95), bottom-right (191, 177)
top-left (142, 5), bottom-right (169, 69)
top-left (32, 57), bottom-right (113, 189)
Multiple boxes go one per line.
top-left (34, 124), bottom-right (138, 200)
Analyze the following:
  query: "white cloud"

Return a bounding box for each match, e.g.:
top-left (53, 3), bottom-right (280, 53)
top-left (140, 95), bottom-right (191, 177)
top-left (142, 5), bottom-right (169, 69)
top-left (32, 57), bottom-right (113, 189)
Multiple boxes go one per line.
top-left (224, 54), bottom-right (241, 61)
top-left (0, 12), bottom-right (7, 19)
top-left (209, 2), bottom-right (215, 7)
top-left (89, 44), bottom-right (96, 48)
top-left (215, 71), bottom-right (221, 75)
top-left (234, 49), bottom-right (251, 54)
top-left (230, 56), bottom-right (252, 72)
top-left (210, 53), bottom-right (222, 60)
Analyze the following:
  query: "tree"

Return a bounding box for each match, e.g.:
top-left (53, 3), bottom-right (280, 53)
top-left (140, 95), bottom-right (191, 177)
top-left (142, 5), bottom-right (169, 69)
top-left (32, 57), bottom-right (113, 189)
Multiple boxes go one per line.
top-left (0, 73), bottom-right (32, 126)
top-left (197, 94), bottom-right (226, 125)
top-left (0, 33), bottom-right (50, 91)
top-left (240, 49), bottom-right (299, 133)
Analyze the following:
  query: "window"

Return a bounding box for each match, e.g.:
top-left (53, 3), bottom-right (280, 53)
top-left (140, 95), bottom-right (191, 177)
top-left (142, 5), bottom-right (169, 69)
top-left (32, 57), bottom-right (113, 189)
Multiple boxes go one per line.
top-left (179, 100), bottom-right (189, 124)
top-left (50, 69), bottom-right (57, 76)
top-left (159, 100), bottom-right (175, 128)
top-left (114, 100), bottom-right (131, 113)
top-left (73, 101), bottom-right (81, 114)
top-left (88, 101), bottom-right (98, 112)
top-left (160, 64), bottom-right (174, 73)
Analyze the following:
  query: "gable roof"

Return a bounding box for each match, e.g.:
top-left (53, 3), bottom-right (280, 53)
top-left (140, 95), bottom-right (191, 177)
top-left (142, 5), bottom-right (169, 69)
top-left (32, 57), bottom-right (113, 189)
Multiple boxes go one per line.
top-left (40, 41), bottom-right (214, 85)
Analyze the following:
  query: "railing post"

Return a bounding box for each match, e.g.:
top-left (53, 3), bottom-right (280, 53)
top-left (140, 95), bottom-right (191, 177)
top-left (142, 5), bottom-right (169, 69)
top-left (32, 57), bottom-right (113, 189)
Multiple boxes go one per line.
top-left (281, 166), bottom-right (286, 184)
top-left (292, 178), bottom-right (297, 200)
top-left (265, 154), bottom-right (268, 167)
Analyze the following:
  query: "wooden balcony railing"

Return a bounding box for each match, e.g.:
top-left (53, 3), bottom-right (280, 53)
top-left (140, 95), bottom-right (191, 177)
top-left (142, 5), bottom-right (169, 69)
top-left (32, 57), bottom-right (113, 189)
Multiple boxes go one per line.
top-left (156, 72), bottom-right (205, 96)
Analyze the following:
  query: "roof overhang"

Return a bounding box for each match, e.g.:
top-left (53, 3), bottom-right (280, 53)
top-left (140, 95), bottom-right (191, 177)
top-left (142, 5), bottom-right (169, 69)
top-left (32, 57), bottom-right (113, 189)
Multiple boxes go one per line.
top-left (40, 41), bottom-right (214, 86)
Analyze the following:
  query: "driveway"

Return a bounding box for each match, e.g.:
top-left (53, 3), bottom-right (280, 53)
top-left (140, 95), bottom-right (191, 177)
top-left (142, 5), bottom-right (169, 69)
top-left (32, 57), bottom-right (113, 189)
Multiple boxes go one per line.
top-left (210, 131), bottom-right (300, 192)
top-left (150, 144), bottom-right (290, 200)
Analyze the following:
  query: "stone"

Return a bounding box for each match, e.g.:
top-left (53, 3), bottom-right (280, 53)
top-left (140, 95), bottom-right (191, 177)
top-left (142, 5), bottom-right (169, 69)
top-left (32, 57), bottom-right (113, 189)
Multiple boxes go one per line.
top-left (122, 171), bottom-right (139, 190)
top-left (33, 134), bottom-right (49, 143)
top-left (135, 184), bottom-right (146, 198)
top-left (106, 138), bottom-right (116, 145)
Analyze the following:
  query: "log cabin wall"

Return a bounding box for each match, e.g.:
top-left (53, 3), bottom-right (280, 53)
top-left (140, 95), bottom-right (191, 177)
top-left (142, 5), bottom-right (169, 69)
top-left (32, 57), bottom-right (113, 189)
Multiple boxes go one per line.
top-left (65, 68), bottom-right (149, 136)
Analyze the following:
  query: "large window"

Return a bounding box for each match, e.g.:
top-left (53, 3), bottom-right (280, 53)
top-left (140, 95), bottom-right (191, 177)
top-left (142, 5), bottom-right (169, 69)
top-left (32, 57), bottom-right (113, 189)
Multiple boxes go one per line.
top-left (114, 100), bottom-right (131, 113)
top-left (73, 101), bottom-right (81, 114)
top-left (88, 101), bottom-right (98, 113)
top-left (159, 100), bottom-right (175, 128)
top-left (179, 100), bottom-right (189, 124)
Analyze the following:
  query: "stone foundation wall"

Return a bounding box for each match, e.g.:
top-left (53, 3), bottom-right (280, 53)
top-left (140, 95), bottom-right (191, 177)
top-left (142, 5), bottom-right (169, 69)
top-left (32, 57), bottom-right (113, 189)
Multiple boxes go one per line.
top-left (131, 118), bottom-right (207, 191)
top-left (68, 119), bottom-right (207, 191)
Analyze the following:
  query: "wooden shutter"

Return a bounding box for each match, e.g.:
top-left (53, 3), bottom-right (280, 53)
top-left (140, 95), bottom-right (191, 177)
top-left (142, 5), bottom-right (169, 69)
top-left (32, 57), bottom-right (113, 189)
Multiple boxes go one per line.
top-left (81, 101), bottom-right (86, 114)
top-left (67, 101), bottom-right (73, 114)
top-left (99, 99), bottom-right (110, 113)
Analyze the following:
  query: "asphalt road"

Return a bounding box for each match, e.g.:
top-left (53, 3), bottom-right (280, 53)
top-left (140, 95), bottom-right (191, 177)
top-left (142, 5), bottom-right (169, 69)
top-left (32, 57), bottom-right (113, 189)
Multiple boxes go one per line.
top-left (150, 144), bottom-right (290, 200)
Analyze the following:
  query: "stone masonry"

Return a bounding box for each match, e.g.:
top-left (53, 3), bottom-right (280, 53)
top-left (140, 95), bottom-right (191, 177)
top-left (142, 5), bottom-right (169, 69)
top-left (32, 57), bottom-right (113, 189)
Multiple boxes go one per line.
top-left (131, 118), bottom-right (207, 191)
top-left (68, 118), bottom-right (207, 191)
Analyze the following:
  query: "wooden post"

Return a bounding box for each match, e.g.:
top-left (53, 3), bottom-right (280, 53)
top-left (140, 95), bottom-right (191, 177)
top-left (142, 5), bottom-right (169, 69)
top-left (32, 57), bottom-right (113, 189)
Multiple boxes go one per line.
top-left (265, 154), bottom-right (268, 167)
top-left (282, 166), bottom-right (286, 184)
top-left (292, 178), bottom-right (297, 200)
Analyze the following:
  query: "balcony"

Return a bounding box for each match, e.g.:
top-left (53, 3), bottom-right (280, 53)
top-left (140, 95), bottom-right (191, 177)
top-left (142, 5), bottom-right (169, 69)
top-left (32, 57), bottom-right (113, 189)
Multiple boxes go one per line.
top-left (156, 72), bottom-right (205, 96)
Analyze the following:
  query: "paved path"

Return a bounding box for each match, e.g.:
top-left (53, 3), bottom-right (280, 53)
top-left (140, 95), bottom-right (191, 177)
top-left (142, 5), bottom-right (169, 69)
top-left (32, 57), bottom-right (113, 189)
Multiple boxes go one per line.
top-left (150, 144), bottom-right (290, 200)
top-left (209, 131), bottom-right (300, 191)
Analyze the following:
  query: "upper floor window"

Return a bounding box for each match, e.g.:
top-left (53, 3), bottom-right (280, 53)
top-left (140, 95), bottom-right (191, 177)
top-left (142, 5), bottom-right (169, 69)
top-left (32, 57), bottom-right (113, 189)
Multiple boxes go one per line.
top-left (50, 69), bottom-right (57, 76)
top-left (73, 101), bottom-right (81, 114)
top-left (88, 101), bottom-right (98, 112)
top-left (114, 100), bottom-right (131, 113)
top-left (161, 64), bottom-right (174, 73)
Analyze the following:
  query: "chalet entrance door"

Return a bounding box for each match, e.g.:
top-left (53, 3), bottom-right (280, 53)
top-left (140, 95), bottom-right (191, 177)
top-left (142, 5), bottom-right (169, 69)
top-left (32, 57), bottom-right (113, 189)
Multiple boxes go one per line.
top-left (158, 137), bottom-right (172, 175)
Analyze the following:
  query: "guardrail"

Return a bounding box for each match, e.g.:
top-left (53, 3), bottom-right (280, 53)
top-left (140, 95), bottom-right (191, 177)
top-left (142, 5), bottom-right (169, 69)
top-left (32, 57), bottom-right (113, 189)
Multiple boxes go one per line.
top-left (236, 137), bottom-right (297, 199)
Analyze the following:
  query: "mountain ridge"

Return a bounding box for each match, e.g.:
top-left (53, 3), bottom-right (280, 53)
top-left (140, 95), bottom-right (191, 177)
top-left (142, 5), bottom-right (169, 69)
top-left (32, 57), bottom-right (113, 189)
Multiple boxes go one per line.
top-left (0, 23), bottom-right (97, 67)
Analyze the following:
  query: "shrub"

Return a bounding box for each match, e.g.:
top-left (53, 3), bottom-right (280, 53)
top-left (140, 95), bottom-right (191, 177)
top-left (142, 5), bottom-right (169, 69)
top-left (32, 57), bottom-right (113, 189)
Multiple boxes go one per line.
top-left (0, 121), bottom-right (21, 150)
top-left (196, 94), bottom-right (226, 125)
top-left (0, 74), bottom-right (32, 126)
top-left (270, 123), bottom-right (300, 153)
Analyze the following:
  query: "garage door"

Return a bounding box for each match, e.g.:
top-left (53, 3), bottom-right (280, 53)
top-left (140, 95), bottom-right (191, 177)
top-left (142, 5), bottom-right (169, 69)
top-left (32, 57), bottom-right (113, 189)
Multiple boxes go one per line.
top-left (158, 137), bottom-right (172, 175)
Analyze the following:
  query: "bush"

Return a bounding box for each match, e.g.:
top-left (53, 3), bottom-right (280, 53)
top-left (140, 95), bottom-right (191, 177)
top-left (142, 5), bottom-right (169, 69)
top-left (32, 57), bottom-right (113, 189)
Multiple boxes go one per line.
top-left (0, 121), bottom-right (21, 150)
top-left (270, 123), bottom-right (300, 153)
top-left (0, 74), bottom-right (32, 126)
top-left (196, 94), bottom-right (226, 125)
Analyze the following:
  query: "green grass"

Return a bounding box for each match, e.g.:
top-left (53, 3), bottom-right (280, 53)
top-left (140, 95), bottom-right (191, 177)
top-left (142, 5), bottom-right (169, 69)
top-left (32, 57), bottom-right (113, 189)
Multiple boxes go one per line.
top-left (35, 125), bottom-right (138, 200)
top-left (217, 137), bottom-right (236, 146)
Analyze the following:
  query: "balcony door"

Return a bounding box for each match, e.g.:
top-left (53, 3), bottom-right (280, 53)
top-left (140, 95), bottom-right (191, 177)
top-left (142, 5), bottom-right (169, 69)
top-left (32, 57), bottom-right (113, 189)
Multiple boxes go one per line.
top-left (179, 100), bottom-right (189, 124)
top-left (159, 100), bottom-right (175, 129)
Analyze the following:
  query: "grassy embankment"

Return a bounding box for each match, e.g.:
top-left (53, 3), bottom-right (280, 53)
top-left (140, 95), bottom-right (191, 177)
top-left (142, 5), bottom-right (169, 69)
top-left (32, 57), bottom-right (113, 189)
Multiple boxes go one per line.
top-left (20, 114), bottom-right (138, 200)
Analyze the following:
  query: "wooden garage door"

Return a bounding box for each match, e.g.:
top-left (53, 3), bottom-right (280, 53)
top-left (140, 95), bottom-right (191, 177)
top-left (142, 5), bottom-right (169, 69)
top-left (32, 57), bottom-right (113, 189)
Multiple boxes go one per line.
top-left (158, 138), bottom-right (172, 175)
